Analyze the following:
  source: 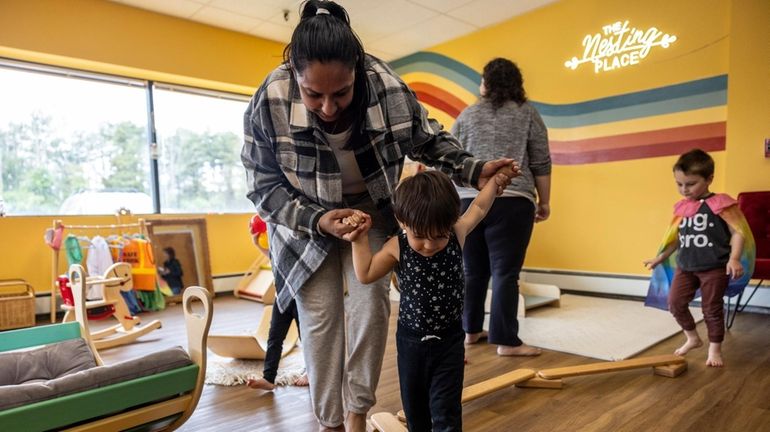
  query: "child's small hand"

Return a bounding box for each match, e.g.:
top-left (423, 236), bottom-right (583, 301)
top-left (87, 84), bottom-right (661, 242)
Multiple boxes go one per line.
top-left (643, 256), bottom-right (663, 269)
top-left (726, 259), bottom-right (744, 279)
top-left (343, 212), bottom-right (372, 242)
top-left (342, 210), bottom-right (367, 228)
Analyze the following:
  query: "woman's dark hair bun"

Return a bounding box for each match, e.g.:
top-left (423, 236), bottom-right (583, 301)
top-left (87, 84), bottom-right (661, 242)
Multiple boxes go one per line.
top-left (299, 0), bottom-right (350, 25)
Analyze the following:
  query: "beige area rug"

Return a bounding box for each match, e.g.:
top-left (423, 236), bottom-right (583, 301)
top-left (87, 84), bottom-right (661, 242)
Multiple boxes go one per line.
top-left (205, 344), bottom-right (306, 387)
top-left (485, 294), bottom-right (704, 361)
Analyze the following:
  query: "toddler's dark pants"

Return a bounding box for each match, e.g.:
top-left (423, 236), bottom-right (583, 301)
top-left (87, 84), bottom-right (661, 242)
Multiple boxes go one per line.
top-left (263, 300), bottom-right (300, 383)
top-left (397, 321), bottom-right (464, 432)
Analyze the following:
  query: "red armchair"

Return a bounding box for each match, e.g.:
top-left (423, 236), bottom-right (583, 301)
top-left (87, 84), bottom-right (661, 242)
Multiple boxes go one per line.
top-left (728, 191), bottom-right (770, 328)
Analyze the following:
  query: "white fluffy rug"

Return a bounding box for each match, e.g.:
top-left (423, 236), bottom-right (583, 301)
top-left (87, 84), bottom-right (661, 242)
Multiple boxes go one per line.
top-left (485, 294), bottom-right (704, 361)
top-left (205, 345), bottom-right (306, 386)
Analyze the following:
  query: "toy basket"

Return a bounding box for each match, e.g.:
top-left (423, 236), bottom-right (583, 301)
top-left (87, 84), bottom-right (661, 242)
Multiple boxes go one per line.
top-left (0, 279), bottom-right (36, 330)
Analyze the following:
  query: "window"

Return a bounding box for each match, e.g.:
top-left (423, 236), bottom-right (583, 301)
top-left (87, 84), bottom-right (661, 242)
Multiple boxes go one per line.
top-left (153, 85), bottom-right (252, 213)
top-left (0, 61), bottom-right (149, 215)
top-left (0, 60), bottom-right (254, 215)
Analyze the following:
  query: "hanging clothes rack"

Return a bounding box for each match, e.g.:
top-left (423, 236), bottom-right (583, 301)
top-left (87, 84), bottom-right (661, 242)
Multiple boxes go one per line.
top-left (49, 218), bottom-right (148, 323)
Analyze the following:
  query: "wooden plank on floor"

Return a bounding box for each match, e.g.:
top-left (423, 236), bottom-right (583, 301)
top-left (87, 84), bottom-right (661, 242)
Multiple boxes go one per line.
top-left (462, 369), bottom-right (536, 402)
top-left (538, 355), bottom-right (685, 379)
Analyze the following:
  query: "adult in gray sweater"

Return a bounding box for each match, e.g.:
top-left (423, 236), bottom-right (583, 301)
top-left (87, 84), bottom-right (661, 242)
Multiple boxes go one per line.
top-left (453, 58), bottom-right (551, 356)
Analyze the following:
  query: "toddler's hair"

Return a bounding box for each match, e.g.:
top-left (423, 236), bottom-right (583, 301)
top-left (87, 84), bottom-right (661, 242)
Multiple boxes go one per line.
top-left (393, 170), bottom-right (460, 238)
top-left (673, 149), bottom-right (714, 179)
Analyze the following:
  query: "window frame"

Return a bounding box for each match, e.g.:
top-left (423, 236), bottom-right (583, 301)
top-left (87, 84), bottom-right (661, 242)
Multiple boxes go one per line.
top-left (0, 58), bottom-right (253, 216)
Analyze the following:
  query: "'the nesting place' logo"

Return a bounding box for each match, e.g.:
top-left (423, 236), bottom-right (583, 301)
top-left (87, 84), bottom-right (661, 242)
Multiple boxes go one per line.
top-left (564, 20), bottom-right (677, 73)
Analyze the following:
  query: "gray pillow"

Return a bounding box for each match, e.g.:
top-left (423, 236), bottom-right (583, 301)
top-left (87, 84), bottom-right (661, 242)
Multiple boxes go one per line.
top-left (0, 346), bottom-right (192, 410)
top-left (0, 338), bottom-right (96, 386)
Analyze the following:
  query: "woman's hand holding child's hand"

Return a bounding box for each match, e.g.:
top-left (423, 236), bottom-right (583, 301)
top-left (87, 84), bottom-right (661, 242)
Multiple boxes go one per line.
top-left (478, 159), bottom-right (521, 195)
top-left (342, 210), bottom-right (371, 242)
top-left (726, 259), bottom-right (744, 279)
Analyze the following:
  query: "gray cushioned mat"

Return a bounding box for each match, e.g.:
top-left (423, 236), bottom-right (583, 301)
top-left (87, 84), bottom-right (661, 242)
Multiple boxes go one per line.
top-left (0, 345), bottom-right (192, 410)
top-left (0, 338), bottom-right (96, 386)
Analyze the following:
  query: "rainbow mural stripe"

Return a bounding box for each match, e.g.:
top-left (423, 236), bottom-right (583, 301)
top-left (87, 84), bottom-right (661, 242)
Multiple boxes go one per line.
top-left (390, 52), bottom-right (728, 165)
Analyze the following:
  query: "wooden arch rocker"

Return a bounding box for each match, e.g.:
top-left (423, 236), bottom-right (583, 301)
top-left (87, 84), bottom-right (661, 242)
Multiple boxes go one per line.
top-left (61, 262), bottom-right (162, 350)
top-left (206, 305), bottom-right (298, 360)
top-left (0, 265), bottom-right (213, 431)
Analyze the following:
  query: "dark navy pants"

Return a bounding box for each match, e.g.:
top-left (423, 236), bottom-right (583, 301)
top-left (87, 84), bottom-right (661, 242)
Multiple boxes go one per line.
top-left (397, 321), bottom-right (464, 432)
top-left (461, 197), bottom-right (535, 347)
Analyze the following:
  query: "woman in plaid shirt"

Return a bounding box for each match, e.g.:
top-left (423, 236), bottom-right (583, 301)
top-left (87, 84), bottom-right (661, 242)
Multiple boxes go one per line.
top-left (242, 1), bottom-right (518, 430)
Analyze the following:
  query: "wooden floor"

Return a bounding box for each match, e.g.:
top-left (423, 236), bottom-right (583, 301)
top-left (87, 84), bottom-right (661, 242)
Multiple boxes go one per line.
top-left (92, 294), bottom-right (770, 432)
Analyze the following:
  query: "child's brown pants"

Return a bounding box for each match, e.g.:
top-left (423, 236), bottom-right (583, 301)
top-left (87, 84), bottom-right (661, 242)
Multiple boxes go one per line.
top-left (668, 267), bottom-right (728, 343)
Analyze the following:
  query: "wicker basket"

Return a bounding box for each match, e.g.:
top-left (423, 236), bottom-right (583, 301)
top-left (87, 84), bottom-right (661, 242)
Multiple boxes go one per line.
top-left (0, 279), bottom-right (36, 330)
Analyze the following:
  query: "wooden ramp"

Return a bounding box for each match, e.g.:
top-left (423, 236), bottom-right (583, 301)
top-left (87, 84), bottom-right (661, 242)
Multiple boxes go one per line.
top-left (207, 305), bottom-right (298, 360)
top-left (233, 256), bottom-right (276, 304)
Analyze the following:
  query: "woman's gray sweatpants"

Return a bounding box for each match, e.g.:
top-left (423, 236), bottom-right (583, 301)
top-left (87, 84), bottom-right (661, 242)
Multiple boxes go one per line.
top-left (295, 197), bottom-right (392, 428)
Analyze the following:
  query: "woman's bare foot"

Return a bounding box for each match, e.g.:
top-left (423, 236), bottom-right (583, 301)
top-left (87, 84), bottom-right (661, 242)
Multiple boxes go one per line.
top-left (497, 344), bottom-right (542, 356)
top-left (345, 412), bottom-right (366, 432)
top-left (674, 330), bottom-right (703, 356)
top-left (294, 373), bottom-right (309, 386)
top-left (465, 330), bottom-right (488, 344)
top-left (706, 342), bottom-right (724, 367)
top-left (319, 425), bottom-right (344, 432)
top-left (247, 378), bottom-right (275, 391)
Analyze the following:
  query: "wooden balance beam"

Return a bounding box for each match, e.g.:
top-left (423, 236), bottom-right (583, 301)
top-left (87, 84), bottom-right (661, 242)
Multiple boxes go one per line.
top-left (370, 355), bottom-right (687, 431)
top-left (461, 368), bottom-right (536, 403)
top-left (537, 354), bottom-right (685, 380)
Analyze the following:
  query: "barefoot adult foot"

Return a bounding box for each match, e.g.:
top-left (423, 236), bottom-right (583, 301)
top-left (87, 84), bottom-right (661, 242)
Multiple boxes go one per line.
top-left (706, 342), bottom-right (724, 367)
top-left (465, 330), bottom-right (488, 344)
top-left (497, 344), bottom-right (542, 356)
top-left (294, 373), bottom-right (309, 386)
top-left (673, 330), bottom-right (703, 356)
top-left (346, 412), bottom-right (366, 432)
top-left (247, 378), bottom-right (276, 391)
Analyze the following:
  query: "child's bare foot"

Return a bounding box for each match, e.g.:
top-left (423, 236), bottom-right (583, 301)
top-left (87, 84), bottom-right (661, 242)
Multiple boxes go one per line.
top-left (294, 373), bottom-right (309, 386)
top-left (345, 412), bottom-right (366, 432)
top-left (674, 330), bottom-right (703, 356)
top-left (465, 330), bottom-right (488, 344)
top-left (706, 342), bottom-right (724, 367)
top-left (497, 344), bottom-right (542, 356)
top-left (247, 378), bottom-right (275, 391)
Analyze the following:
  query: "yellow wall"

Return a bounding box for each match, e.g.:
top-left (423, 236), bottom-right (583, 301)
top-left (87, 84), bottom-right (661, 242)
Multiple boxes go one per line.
top-left (0, 214), bottom-right (259, 297)
top-left (0, 0), bottom-right (285, 94)
top-left (0, 0), bottom-right (281, 293)
top-left (1, 0), bottom-right (768, 295)
top-left (422, 0), bottom-right (768, 276)
top-left (725, 0), bottom-right (770, 194)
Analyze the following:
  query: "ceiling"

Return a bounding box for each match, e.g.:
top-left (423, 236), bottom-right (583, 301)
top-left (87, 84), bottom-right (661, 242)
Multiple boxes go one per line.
top-left (110, 0), bottom-right (558, 60)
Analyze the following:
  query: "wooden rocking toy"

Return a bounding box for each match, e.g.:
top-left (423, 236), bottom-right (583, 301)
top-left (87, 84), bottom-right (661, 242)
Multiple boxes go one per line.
top-left (206, 305), bottom-right (298, 360)
top-left (60, 262), bottom-right (162, 350)
top-left (233, 254), bottom-right (276, 304)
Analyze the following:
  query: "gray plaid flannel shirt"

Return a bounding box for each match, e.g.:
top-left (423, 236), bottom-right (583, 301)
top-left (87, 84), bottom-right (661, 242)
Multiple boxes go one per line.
top-left (242, 55), bottom-right (484, 312)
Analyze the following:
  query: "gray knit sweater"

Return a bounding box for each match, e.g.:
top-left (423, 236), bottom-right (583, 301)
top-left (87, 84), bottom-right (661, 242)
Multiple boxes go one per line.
top-left (451, 99), bottom-right (551, 203)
